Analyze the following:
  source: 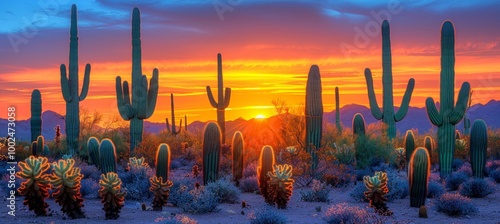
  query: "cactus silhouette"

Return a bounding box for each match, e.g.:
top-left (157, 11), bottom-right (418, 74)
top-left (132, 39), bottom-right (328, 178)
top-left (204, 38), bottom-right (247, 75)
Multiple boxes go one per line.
top-left (258, 145), bottom-right (276, 205)
top-left (60, 5), bottom-right (91, 155)
top-left (409, 147), bottom-right (430, 208)
top-left (470, 119), bottom-right (487, 178)
top-left (50, 158), bottom-right (85, 219)
top-left (206, 53), bottom-right (231, 143)
top-left (99, 139), bottom-right (117, 174)
top-left (335, 87), bottom-right (342, 133)
top-left (463, 90), bottom-right (473, 135)
top-left (232, 131), bottom-right (244, 185)
top-left (425, 21), bottom-right (471, 178)
top-left (166, 94), bottom-right (182, 135)
top-left (364, 20), bottom-right (415, 140)
top-left (87, 137), bottom-right (100, 167)
top-left (305, 65), bottom-right (323, 174)
top-left (30, 89), bottom-right (42, 143)
top-left (404, 130), bottom-right (416, 172)
top-left (184, 114), bottom-right (188, 132)
top-left (155, 144), bottom-right (171, 182)
top-left (115, 7), bottom-right (159, 152)
top-left (203, 122), bottom-right (221, 185)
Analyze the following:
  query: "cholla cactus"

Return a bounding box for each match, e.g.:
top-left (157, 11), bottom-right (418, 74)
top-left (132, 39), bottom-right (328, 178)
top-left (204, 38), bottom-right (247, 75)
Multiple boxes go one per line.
top-left (285, 146), bottom-right (297, 155)
top-left (455, 139), bottom-right (467, 151)
top-left (267, 164), bottom-right (294, 209)
top-left (363, 171), bottom-right (393, 216)
top-left (50, 159), bottom-right (85, 218)
top-left (395, 147), bottom-right (406, 171)
top-left (128, 157), bottom-right (148, 168)
top-left (16, 156), bottom-right (51, 216)
top-left (99, 172), bottom-right (126, 219)
top-left (149, 176), bottom-right (173, 211)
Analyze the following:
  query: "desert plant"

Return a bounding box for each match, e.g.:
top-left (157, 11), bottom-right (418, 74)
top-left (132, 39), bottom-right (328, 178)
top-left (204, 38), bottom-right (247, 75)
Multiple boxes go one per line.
top-left (177, 185), bottom-right (219, 214)
top-left (16, 156), bottom-right (51, 216)
top-left (31, 135), bottom-right (45, 156)
top-left (99, 172), bottom-right (126, 219)
top-left (404, 130), bottom-right (416, 172)
top-left (80, 178), bottom-right (99, 198)
top-left (155, 144), bottom-right (171, 181)
top-left (205, 176), bottom-right (241, 204)
top-left (239, 175), bottom-right (259, 193)
top-left (445, 172), bottom-right (468, 191)
top-left (250, 206), bottom-right (287, 224)
top-left (192, 165), bottom-right (199, 178)
top-left (323, 203), bottom-right (374, 224)
top-left (435, 193), bottom-right (478, 216)
top-left (258, 145), bottom-right (276, 204)
top-left (50, 158), bottom-right (85, 218)
top-left (299, 179), bottom-right (330, 202)
top-left (470, 119), bottom-right (488, 178)
top-left (419, 205), bottom-right (428, 218)
top-left (166, 93), bottom-right (182, 135)
top-left (363, 171), bottom-right (392, 216)
top-left (203, 122), bottom-right (221, 184)
top-left (352, 113), bottom-right (366, 136)
top-left (206, 53), bottom-right (231, 143)
top-left (489, 169), bottom-right (500, 183)
top-left (427, 181), bottom-right (445, 198)
top-left (54, 125), bottom-right (61, 148)
top-left (395, 147), bottom-right (405, 171)
top-left (335, 86), bottom-right (342, 133)
top-left (149, 176), bottom-right (173, 211)
top-left (87, 137), bottom-right (100, 167)
top-left (424, 136), bottom-right (434, 159)
top-left (30, 89), bottom-right (42, 143)
top-left (99, 139), bottom-right (117, 174)
top-left (232, 131), bottom-right (244, 185)
top-left (305, 65), bottom-right (323, 173)
top-left (267, 164), bottom-right (294, 209)
top-left (121, 158), bottom-right (153, 200)
top-left (385, 171), bottom-right (409, 201)
top-left (164, 214), bottom-right (198, 224)
top-left (409, 147), bottom-right (430, 207)
top-left (458, 178), bottom-right (495, 198)
top-left (486, 160), bottom-right (500, 175)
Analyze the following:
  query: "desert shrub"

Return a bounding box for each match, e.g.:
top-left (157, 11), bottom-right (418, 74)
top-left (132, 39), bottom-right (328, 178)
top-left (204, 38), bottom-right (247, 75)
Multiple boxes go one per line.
top-left (170, 158), bottom-right (183, 170)
top-left (489, 169), bottom-right (500, 183)
top-left (322, 164), bottom-right (356, 188)
top-left (385, 172), bottom-right (409, 201)
top-left (458, 178), bottom-right (495, 198)
top-left (299, 179), bottom-right (330, 202)
top-left (80, 178), bottom-right (99, 198)
top-left (79, 162), bottom-right (101, 180)
top-left (205, 176), bottom-right (241, 204)
top-left (169, 177), bottom-right (196, 206)
top-left (323, 203), bottom-right (374, 224)
top-left (163, 214), bottom-right (198, 224)
top-left (249, 206), bottom-right (287, 224)
top-left (349, 184), bottom-right (368, 202)
top-left (177, 185), bottom-right (219, 214)
top-left (354, 135), bottom-right (391, 169)
top-left (239, 175), bottom-right (259, 193)
top-left (435, 193), bottom-right (478, 216)
top-left (485, 160), bottom-right (500, 175)
top-left (446, 172), bottom-right (469, 191)
top-left (120, 165), bottom-right (154, 200)
top-left (243, 161), bottom-right (258, 178)
top-left (333, 143), bottom-right (356, 165)
top-left (451, 158), bottom-right (464, 172)
top-left (427, 181), bottom-right (445, 198)
top-left (355, 168), bottom-right (373, 181)
top-left (456, 162), bottom-right (472, 177)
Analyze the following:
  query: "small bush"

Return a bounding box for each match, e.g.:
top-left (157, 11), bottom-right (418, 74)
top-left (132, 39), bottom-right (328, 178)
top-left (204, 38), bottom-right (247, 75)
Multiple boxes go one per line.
top-left (205, 176), bottom-right (241, 204)
top-left (169, 177), bottom-right (196, 206)
top-left (458, 178), bottom-right (495, 198)
top-left (239, 175), bottom-right (259, 193)
top-left (163, 214), bottom-right (198, 224)
top-left (79, 162), bottom-right (101, 180)
top-left (322, 164), bottom-right (356, 188)
top-left (456, 162), bottom-right (472, 177)
top-left (385, 172), bottom-right (409, 201)
top-left (323, 203), bottom-right (373, 224)
top-left (349, 184), bottom-right (368, 202)
top-left (446, 172), bottom-right (469, 191)
top-left (177, 185), bottom-right (219, 214)
top-left (299, 179), bottom-right (330, 202)
top-left (355, 168), bottom-right (373, 181)
top-left (243, 162), bottom-right (258, 178)
top-left (249, 206), bottom-right (287, 224)
top-left (80, 178), bottom-right (100, 198)
top-left (120, 165), bottom-right (154, 200)
top-left (451, 158), bottom-right (464, 172)
top-left (435, 193), bottom-right (478, 216)
top-left (486, 160), bottom-right (500, 175)
top-left (427, 181), bottom-right (445, 198)
top-left (489, 168), bottom-right (500, 183)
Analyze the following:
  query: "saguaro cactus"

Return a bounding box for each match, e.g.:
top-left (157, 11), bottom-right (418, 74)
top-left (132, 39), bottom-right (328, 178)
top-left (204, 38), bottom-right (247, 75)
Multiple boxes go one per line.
top-left (166, 94), bottom-right (182, 135)
top-left (364, 20), bottom-right (415, 139)
top-left (115, 7), bottom-right (159, 152)
top-left (335, 87), bottom-right (342, 133)
top-left (31, 135), bottom-right (45, 156)
top-left (405, 130), bottom-right (416, 171)
top-left (155, 143), bottom-right (171, 182)
top-left (469, 119), bottom-right (487, 178)
top-left (425, 21), bottom-right (471, 178)
top-left (99, 139), bottom-right (117, 174)
top-left (232, 131), bottom-right (244, 184)
top-left (409, 147), bottom-right (430, 208)
top-left (87, 137), bottom-right (100, 167)
top-left (424, 136), bottom-right (434, 156)
top-left (206, 53), bottom-right (231, 143)
top-left (258, 145), bottom-right (276, 205)
top-left (203, 122), bottom-right (221, 185)
top-left (30, 89), bottom-right (42, 143)
top-left (184, 115), bottom-right (188, 132)
top-left (60, 5), bottom-right (91, 155)
top-left (305, 65), bottom-right (323, 173)
top-left (352, 113), bottom-right (366, 136)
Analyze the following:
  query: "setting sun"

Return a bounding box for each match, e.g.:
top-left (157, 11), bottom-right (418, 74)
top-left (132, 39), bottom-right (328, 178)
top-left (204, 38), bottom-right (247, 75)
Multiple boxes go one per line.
top-left (255, 114), bottom-right (266, 119)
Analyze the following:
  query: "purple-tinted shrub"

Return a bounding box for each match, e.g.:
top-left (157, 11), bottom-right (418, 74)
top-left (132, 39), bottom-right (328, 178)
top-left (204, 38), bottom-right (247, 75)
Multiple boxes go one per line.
top-left (427, 181), bottom-right (445, 198)
top-left (163, 214), bottom-right (198, 224)
top-left (456, 162), bottom-right (472, 177)
top-left (486, 160), bottom-right (500, 175)
top-left (205, 176), bottom-right (241, 204)
top-left (446, 172), bottom-right (469, 191)
top-left (323, 164), bottom-right (356, 188)
top-left (489, 169), bottom-right (500, 183)
top-left (451, 158), bottom-right (464, 172)
top-left (177, 186), bottom-right (220, 214)
top-left (349, 184), bottom-right (368, 202)
top-left (80, 178), bottom-right (99, 198)
top-left (435, 193), bottom-right (478, 216)
top-left (323, 203), bottom-right (374, 224)
top-left (243, 162), bottom-right (258, 178)
top-left (169, 177), bottom-right (196, 206)
top-left (458, 178), bottom-right (495, 198)
top-left (299, 179), bottom-right (331, 202)
top-left (79, 162), bottom-right (101, 180)
top-left (120, 165), bottom-right (154, 200)
top-left (239, 175), bottom-right (259, 193)
top-left (249, 206), bottom-right (287, 224)
top-left (385, 172), bottom-right (409, 201)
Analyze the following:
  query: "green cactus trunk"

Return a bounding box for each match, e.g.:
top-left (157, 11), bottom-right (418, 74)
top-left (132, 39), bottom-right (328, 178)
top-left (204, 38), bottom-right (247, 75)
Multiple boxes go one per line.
top-left (364, 20), bottom-right (415, 140)
top-left (258, 145), bottom-right (276, 205)
top-left (305, 65), bottom-right (323, 174)
top-left (60, 5), bottom-right (91, 155)
top-left (463, 117), bottom-right (470, 136)
top-left (352, 113), bottom-right (366, 136)
top-left (155, 143), bottom-right (171, 181)
top-left (425, 21), bottom-right (471, 179)
top-left (335, 87), bottom-right (342, 133)
top-left (99, 139), bottom-right (117, 174)
top-left (405, 130), bottom-right (415, 172)
top-left (206, 53), bottom-right (231, 144)
top-left (30, 89), bottom-right (42, 143)
top-left (470, 119), bottom-right (487, 178)
top-left (115, 8), bottom-right (159, 152)
top-left (31, 135), bottom-right (44, 156)
top-left (232, 131), bottom-right (244, 183)
top-left (409, 147), bottom-right (430, 208)
top-left (203, 122), bottom-right (221, 185)
top-left (87, 137), bottom-right (100, 167)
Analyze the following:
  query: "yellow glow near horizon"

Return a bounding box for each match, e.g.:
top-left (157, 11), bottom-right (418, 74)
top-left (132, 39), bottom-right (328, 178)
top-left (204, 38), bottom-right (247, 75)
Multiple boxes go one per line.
top-left (255, 114), bottom-right (266, 119)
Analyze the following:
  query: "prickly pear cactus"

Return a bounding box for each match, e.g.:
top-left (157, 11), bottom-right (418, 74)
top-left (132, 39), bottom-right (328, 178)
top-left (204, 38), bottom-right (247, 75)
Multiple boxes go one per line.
top-left (50, 158), bottom-right (85, 218)
top-left (267, 164), bottom-right (294, 209)
top-left (363, 171), bottom-right (393, 216)
top-left (99, 172), bottom-right (126, 220)
top-left (16, 156), bottom-right (51, 216)
top-left (149, 176), bottom-right (173, 211)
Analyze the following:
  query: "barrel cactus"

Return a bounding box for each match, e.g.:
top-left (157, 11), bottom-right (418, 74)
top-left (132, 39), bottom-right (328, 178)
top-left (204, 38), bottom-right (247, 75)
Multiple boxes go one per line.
top-left (258, 145), bottom-right (276, 205)
top-left (363, 171), bottom-right (393, 216)
top-left (50, 158), bottom-right (85, 218)
top-left (232, 131), bottom-right (244, 185)
top-left (469, 119), bottom-right (488, 178)
top-left (267, 164), bottom-right (294, 209)
top-left (16, 156), bottom-right (51, 216)
top-left (30, 89), bottom-right (42, 143)
top-left (99, 172), bottom-right (126, 219)
top-left (206, 53), bottom-right (231, 143)
top-left (409, 147), bottom-right (430, 208)
top-left (305, 65), bottom-right (323, 173)
top-left (99, 139), bottom-right (117, 174)
top-left (203, 122), bottom-right (221, 185)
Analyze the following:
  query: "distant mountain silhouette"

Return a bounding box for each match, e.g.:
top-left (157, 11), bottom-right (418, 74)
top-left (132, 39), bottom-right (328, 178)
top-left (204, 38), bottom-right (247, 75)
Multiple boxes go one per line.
top-left (2, 100), bottom-right (499, 142)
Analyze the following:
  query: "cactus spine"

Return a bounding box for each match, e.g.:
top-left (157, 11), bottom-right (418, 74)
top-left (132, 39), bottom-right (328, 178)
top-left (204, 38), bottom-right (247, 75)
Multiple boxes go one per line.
top-left (232, 131), bottom-right (244, 184)
top-left (87, 137), bottom-right (100, 167)
top-left (115, 7), bottom-right (159, 152)
top-left (30, 89), bottom-right (42, 143)
top-left (155, 143), bottom-right (171, 182)
top-left (405, 130), bottom-right (415, 171)
top-left (206, 53), bottom-right (231, 143)
top-left (166, 94), bottom-right (182, 135)
top-left (60, 5), bottom-right (91, 155)
top-left (99, 139), bottom-right (117, 174)
top-left (364, 20), bottom-right (415, 140)
top-left (425, 21), bottom-right (471, 178)
top-left (409, 147), bottom-right (430, 208)
top-left (335, 87), bottom-right (342, 133)
top-left (352, 113), bottom-right (366, 136)
top-left (305, 65), bottom-right (323, 173)
top-left (203, 122), bottom-right (221, 185)
top-left (469, 119), bottom-right (487, 178)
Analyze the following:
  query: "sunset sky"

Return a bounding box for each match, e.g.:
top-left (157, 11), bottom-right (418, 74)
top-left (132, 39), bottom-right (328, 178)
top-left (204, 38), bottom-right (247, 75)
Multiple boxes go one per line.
top-left (1, 0), bottom-right (499, 124)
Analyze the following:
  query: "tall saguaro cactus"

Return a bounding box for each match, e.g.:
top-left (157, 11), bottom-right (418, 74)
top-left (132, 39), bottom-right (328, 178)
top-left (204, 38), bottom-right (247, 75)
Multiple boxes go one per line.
top-left (335, 87), bottom-right (342, 133)
top-left (364, 20), bottom-right (415, 139)
top-left (305, 65), bottom-right (323, 173)
top-left (206, 53), bottom-right (231, 143)
top-left (116, 8), bottom-right (159, 152)
top-left (469, 119), bottom-right (487, 178)
top-left (166, 94), bottom-right (182, 135)
top-left (425, 21), bottom-right (471, 178)
top-left (30, 89), bottom-right (42, 143)
top-left (60, 5), bottom-right (91, 155)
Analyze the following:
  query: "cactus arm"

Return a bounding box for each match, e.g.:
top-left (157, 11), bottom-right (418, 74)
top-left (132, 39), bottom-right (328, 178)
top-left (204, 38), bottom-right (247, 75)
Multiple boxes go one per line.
top-left (223, 87), bottom-right (231, 108)
top-left (146, 68), bottom-right (159, 118)
top-left (450, 82), bottom-right (471, 125)
top-left (178, 119), bottom-right (183, 134)
top-left (394, 78), bottom-right (415, 122)
top-left (425, 97), bottom-right (442, 126)
top-left (206, 86), bottom-right (219, 108)
top-left (116, 76), bottom-right (132, 121)
top-left (79, 63), bottom-right (91, 101)
top-left (60, 64), bottom-right (73, 103)
top-left (364, 68), bottom-right (383, 120)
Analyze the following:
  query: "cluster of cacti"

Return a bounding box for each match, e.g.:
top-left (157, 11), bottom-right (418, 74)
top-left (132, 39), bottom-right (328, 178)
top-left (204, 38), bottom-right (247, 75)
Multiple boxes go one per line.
top-left (203, 122), bottom-right (221, 185)
top-left (404, 130), bottom-right (415, 172)
top-left (30, 89), bottom-right (42, 143)
top-left (99, 139), bottom-right (117, 174)
top-left (409, 147), bottom-right (430, 208)
top-left (470, 119), bottom-right (488, 178)
top-left (149, 176), bottom-right (173, 211)
top-left (425, 21), bottom-right (471, 178)
top-left (363, 171), bottom-right (393, 216)
top-left (87, 137), bottom-right (100, 167)
top-left (54, 125), bottom-right (61, 148)
top-left (115, 7), bottom-right (159, 152)
top-left (16, 156), bottom-right (51, 216)
top-left (257, 145), bottom-right (276, 205)
top-left (50, 158), bottom-right (85, 218)
top-left (424, 136), bottom-right (434, 158)
top-left (166, 93), bottom-right (182, 135)
top-left (31, 135), bottom-right (44, 156)
top-left (335, 86), bottom-right (342, 133)
top-left (232, 131), bottom-right (244, 185)
top-left (206, 53), bottom-right (231, 143)
top-left (99, 172), bottom-right (126, 219)
top-left (364, 20), bottom-right (415, 140)
top-left (129, 156), bottom-right (149, 168)
top-left (60, 5), bottom-right (91, 155)
top-left (267, 164), bottom-right (294, 209)
top-left (352, 113), bottom-right (366, 136)
top-left (305, 65), bottom-right (323, 173)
